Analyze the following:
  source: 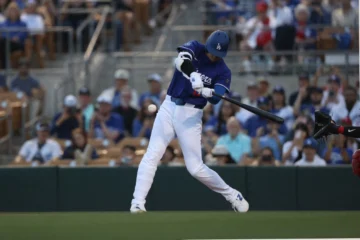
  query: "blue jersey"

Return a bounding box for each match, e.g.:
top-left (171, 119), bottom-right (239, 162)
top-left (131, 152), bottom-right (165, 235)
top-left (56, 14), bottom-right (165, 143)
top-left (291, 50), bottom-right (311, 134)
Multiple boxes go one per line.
top-left (167, 40), bottom-right (231, 108)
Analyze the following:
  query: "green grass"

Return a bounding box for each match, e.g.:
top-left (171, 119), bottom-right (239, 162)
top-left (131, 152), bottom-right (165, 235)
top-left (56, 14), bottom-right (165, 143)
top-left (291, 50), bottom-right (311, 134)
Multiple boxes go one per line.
top-left (0, 211), bottom-right (359, 240)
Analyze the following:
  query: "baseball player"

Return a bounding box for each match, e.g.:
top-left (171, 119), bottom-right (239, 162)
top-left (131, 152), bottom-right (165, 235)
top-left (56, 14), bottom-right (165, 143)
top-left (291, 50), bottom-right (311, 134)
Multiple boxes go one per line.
top-left (130, 30), bottom-right (249, 213)
top-left (313, 110), bottom-right (360, 176)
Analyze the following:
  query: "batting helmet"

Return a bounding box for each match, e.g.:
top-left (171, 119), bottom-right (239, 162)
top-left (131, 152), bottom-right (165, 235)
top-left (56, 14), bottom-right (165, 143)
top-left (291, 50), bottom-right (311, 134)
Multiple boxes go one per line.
top-left (205, 30), bottom-right (230, 58)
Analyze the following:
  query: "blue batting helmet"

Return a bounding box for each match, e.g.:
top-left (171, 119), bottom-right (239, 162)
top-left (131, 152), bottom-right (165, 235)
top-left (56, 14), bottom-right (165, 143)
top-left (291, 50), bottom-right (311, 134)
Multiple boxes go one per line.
top-left (205, 30), bottom-right (230, 58)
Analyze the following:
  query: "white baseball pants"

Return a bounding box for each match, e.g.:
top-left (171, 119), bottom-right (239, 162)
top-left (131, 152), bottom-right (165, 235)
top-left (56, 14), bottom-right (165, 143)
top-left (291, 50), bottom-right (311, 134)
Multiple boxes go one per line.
top-left (131, 95), bottom-right (237, 207)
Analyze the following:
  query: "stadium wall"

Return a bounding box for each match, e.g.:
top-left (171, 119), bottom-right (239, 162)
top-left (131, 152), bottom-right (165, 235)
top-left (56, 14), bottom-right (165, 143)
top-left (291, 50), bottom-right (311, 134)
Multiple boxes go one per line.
top-left (0, 166), bottom-right (359, 212)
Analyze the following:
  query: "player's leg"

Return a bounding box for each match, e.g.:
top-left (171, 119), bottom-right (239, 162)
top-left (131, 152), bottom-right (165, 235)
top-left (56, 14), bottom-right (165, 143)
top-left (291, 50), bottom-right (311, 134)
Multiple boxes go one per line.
top-left (131, 100), bottom-right (175, 211)
top-left (173, 106), bottom-right (249, 212)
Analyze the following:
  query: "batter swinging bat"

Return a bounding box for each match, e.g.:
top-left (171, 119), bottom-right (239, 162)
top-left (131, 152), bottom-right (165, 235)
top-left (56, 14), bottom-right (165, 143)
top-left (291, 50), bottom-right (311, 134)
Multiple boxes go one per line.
top-left (212, 92), bottom-right (284, 124)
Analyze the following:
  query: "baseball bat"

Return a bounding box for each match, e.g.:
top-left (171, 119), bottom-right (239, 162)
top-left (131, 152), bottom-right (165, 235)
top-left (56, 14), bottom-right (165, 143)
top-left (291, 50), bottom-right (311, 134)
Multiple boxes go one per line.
top-left (213, 92), bottom-right (284, 124)
top-left (313, 122), bottom-right (331, 139)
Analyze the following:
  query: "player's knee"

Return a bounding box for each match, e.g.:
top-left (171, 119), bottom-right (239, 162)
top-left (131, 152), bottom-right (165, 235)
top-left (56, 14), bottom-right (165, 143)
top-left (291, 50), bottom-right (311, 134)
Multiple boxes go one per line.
top-left (142, 147), bottom-right (164, 167)
top-left (187, 163), bottom-right (205, 178)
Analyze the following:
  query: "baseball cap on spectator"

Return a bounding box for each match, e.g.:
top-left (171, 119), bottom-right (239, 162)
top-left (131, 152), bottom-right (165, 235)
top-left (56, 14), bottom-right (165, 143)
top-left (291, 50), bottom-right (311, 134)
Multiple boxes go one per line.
top-left (97, 94), bottom-right (112, 104)
top-left (148, 73), bottom-right (162, 83)
top-left (114, 69), bottom-right (130, 80)
top-left (303, 138), bottom-right (317, 149)
top-left (298, 72), bottom-right (310, 81)
top-left (35, 121), bottom-right (50, 132)
top-left (273, 85), bottom-right (285, 94)
top-left (212, 145), bottom-right (229, 156)
top-left (257, 96), bottom-right (270, 106)
top-left (78, 87), bottom-right (91, 96)
top-left (310, 86), bottom-right (323, 94)
top-left (256, 1), bottom-right (268, 12)
top-left (257, 76), bottom-right (269, 85)
top-left (328, 75), bottom-right (341, 85)
top-left (64, 95), bottom-right (77, 107)
top-left (247, 81), bottom-right (257, 89)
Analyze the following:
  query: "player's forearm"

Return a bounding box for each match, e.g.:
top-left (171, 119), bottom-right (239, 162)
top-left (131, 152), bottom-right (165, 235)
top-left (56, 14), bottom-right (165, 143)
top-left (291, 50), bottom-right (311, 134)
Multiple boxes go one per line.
top-left (207, 85), bottom-right (226, 104)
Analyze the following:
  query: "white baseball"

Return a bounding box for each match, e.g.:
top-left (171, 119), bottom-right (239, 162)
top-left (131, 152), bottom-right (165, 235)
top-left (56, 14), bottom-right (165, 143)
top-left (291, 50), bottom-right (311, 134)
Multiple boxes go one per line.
top-left (148, 104), bottom-right (157, 113)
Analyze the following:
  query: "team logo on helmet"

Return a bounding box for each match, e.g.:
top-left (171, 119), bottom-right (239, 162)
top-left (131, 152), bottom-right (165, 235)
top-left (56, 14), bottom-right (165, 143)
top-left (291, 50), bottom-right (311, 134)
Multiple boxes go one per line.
top-left (216, 43), bottom-right (221, 50)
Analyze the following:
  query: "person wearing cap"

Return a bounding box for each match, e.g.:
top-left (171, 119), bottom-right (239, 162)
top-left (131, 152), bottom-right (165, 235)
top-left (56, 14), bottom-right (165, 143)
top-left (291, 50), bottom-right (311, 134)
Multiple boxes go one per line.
top-left (138, 73), bottom-right (163, 107)
top-left (288, 73), bottom-right (312, 106)
top-left (321, 75), bottom-right (345, 109)
top-left (244, 96), bottom-right (287, 137)
top-left (206, 145), bottom-right (235, 166)
top-left (215, 117), bottom-right (251, 164)
top-left (21, 0), bottom-right (45, 68)
top-left (14, 121), bottom-right (62, 165)
top-left (271, 85), bottom-right (294, 130)
top-left (89, 94), bottom-right (124, 143)
top-left (257, 77), bottom-right (271, 99)
top-left (78, 87), bottom-right (94, 132)
top-left (295, 138), bottom-right (326, 166)
top-left (242, 81), bottom-right (259, 108)
top-left (51, 94), bottom-right (83, 140)
top-left (99, 69), bottom-right (139, 110)
top-left (112, 86), bottom-right (138, 136)
top-left (10, 58), bottom-right (44, 99)
top-left (294, 86), bottom-right (330, 118)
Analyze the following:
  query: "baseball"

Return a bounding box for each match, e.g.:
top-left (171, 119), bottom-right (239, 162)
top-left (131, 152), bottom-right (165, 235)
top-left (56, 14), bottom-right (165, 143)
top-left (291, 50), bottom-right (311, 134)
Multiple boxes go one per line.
top-left (148, 104), bottom-right (157, 113)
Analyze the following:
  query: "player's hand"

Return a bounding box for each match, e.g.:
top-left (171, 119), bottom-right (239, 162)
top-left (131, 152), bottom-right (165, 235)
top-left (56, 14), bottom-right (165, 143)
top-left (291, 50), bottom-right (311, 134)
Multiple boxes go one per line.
top-left (201, 88), bottom-right (213, 98)
top-left (190, 72), bottom-right (203, 92)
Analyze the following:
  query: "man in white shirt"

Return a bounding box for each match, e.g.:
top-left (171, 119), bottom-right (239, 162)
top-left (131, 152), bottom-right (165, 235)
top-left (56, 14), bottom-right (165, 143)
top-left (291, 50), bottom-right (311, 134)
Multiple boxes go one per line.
top-left (332, 0), bottom-right (358, 28)
top-left (295, 138), bottom-right (327, 166)
top-left (321, 75), bottom-right (346, 109)
top-left (14, 122), bottom-right (62, 165)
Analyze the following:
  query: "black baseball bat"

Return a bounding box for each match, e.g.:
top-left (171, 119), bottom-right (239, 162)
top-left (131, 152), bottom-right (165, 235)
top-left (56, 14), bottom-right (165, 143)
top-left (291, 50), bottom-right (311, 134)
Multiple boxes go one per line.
top-left (213, 92), bottom-right (284, 124)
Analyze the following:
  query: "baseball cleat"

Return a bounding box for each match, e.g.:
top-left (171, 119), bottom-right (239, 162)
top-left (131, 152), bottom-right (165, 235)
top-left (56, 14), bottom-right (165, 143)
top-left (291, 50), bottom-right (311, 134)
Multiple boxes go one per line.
top-left (130, 204), bottom-right (146, 214)
top-left (231, 193), bottom-right (249, 213)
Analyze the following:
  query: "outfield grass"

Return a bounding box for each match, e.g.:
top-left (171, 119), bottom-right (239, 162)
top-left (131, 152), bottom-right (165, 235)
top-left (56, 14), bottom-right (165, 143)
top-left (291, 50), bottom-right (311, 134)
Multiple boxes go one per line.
top-left (0, 211), bottom-right (359, 240)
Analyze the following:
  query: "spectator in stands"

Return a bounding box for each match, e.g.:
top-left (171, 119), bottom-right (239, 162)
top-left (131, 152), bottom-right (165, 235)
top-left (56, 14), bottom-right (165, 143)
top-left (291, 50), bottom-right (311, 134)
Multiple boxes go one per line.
top-left (51, 95), bottom-right (83, 140)
top-left (205, 101), bottom-right (237, 136)
top-left (244, 96), bottom-right (287, 137)
top-left (78, 87), bottom-right (94, 132)
top-left (112, 86), bottom-right (138, 137)
top-left (38, 0), bottom-right (56, 60)
top-left (139, 73), bottom-right (162, 107)
top-left (132, 98), bottom-right (156, 139)
top-left (14, 121), bottom-right (62, 165)
top-left (282, 122), bottom-right (309, 165)
top-left (321, 75), bottom-right (346, 109)
top-left (0, 74), bottom-right (7, 92)
top-left (257, 77), bottom-right (272, 99)
top-left (89, 94), bottom-right (124, 143)
top-left (0, 2), bottom-right (27, 68)
top-left (215, 117), bottom-right (251, 164)
top-left (133, 0), bottom-right (153, 36)
top-left (308, 0), bottom-right (331, 25)
top-left (21, 0), bottom-right (45, 68)
top-left (0, 0), bottom-right (10, 23)
top-left (254, 121), bottom-right (285, 161)
top-left (243, 146), bottom-right (281, 166)
top-left (239, 1), bottom-right (276, 73)
top-left (202, 103), bottom-right (215, 124)
top-left (332, 0), bottom-right (358, 28)
top-left (323, 134), bottom-right (353, 164)
top-left (271, 85), bottom-right (294, 130)
top-left (206, 145), bottom-right (235, 166)
top-left (62, 128), bottom-right (98, 164)
top-left (295, 138), bottom-right (327, 166)
top-left (119, 145), bottom-right (137, 166)
top-left (294, 4), bottom-right (317, 56)
top-left (160, 146), bottom-right (185, 166)
top-left (60, 0), bottom-right (93, 29)
top-left (202, 124), bottom-right (218, 158)
top-left (242, 81), bottom-right (258, 107)
top-left (294, 86), bottom-right (330, 117)
top-left (330, 86), bottom-right (360, 125)
top-left (289, 73), bottom-right (312, 106)
top-left (100, 69), bottom-right (139, 110)
top-left (10, 59), bottom-right (44, 99)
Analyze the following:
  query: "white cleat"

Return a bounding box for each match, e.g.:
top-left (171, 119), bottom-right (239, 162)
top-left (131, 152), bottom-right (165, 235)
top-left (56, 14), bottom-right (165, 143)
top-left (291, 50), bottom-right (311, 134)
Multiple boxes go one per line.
top-left (231, 192), bottom-right (249, 213)
top-left (130, 204), bottom-right (146, 214)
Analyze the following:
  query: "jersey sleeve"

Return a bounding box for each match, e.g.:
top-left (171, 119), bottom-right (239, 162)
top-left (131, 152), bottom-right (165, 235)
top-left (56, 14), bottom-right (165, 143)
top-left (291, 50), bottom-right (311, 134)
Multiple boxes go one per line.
top-left (214, 68), bottom-right (231, 93)
top-left (176, 40), bottom-right (200, 60)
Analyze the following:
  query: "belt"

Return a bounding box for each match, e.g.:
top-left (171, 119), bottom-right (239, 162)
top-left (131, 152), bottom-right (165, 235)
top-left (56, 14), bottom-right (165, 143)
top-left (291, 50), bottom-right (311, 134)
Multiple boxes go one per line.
top-left (170, 96), bottom-right (203, 109)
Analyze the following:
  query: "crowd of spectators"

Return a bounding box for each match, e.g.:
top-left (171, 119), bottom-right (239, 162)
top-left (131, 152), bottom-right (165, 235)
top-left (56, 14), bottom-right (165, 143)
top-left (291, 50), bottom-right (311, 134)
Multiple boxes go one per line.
top-left (6, 62), bottom-right (358, 167)
top-left (204, 0), bottom-right (358, 72)
top-left (0, 0), bottom-right (172, 68)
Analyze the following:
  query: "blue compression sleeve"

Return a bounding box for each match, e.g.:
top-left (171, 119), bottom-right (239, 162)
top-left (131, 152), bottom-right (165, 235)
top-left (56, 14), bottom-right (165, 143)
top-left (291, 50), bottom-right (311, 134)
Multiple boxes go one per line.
top-left (208, 85), bottom-right (226, 105)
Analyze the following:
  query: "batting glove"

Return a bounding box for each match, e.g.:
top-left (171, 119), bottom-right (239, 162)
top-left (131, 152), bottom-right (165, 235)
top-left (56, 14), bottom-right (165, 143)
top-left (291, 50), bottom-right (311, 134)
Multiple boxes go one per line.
top-left (190, 72), bottom-right (203, 92)
top-left (201, 87), bottom-right (214, 98)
